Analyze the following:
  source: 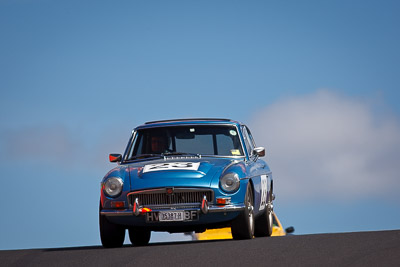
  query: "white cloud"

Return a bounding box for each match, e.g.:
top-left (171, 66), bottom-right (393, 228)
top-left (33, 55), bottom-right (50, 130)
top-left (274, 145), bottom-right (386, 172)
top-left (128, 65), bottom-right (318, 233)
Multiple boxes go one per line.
top-left (249, 90), bottom-right (400, 201)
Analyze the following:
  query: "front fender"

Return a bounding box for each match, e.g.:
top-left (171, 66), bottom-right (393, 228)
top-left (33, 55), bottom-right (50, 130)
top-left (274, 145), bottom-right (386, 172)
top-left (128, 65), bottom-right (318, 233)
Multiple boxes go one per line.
top-left (100, 166), bottom-right (131, 208)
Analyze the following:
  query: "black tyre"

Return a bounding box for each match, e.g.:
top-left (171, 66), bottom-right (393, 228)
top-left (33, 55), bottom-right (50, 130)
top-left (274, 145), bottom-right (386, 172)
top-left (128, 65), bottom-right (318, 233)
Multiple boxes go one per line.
top-left (129, 228), bottom-right (151, 246)
top-left (254, 198), bottom-right (273, 237)
top-left (99, 205), bottom-right (125, 248)
top-left (231, 183), bottom-right (255, 240)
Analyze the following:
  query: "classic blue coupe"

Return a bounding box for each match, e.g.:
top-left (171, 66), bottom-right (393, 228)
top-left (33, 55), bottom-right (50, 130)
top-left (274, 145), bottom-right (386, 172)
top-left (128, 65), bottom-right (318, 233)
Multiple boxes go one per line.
top-left (100, 118), bottom-right (274, 247)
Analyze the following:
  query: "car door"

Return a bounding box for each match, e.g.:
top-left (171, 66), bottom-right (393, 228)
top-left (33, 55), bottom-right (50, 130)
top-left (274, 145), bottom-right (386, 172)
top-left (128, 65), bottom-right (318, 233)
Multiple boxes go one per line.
top-left (242, 125), bottom-right (271, 215)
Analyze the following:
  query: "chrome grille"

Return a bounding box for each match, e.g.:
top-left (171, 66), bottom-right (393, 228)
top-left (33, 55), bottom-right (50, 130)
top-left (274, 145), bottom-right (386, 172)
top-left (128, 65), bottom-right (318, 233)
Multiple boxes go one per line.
top-left (128, 189), bottom-right (213, 207)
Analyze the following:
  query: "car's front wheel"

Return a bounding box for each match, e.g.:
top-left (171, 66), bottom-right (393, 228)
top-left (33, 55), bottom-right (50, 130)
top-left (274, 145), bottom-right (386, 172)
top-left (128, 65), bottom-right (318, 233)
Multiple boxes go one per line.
top-left (128, 228), bottom-right (151, 246)
top-left (254, 198), bottom-right (273, 237)
top-left (231, 183), bottom-right (255, 240)
top-left (99, 205), bottom-right (125, 248)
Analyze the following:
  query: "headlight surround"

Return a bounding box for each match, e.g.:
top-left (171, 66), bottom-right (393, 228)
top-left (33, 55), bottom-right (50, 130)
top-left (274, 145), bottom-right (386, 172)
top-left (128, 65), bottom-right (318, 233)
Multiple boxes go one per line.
top-left (104, 177), bottom-right (124, 197)
top-left (220, 173), bottom-right (240, 193)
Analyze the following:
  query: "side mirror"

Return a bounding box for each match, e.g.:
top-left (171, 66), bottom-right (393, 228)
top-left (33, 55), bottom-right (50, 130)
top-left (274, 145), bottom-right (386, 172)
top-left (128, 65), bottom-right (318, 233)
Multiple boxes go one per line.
top-left (253, 147), bottom-right (265, 157)
top-left (285, 226), bottom-right (295, 234)
top-left (109, 154), bottom-right (122, 163)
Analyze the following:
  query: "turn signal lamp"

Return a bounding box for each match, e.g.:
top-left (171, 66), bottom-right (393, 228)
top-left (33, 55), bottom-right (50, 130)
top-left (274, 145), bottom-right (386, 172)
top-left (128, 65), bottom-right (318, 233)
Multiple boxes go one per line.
top-left (216, 197), bottom-right (231, 205)
top-left (140, 207), bottom-right (152, 214)
top-left (111, 201), bottom-right (125, 208)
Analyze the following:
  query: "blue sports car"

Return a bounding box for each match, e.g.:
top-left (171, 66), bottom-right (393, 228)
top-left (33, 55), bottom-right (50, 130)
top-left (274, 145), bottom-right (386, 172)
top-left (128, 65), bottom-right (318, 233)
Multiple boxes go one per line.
top-left (100, 118), bottom-right (274, 247)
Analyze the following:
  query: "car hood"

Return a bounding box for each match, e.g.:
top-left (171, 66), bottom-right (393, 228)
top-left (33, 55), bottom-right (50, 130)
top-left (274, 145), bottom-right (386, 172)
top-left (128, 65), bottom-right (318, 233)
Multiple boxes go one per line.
top-left (126, 158), bottom-right (239, 191)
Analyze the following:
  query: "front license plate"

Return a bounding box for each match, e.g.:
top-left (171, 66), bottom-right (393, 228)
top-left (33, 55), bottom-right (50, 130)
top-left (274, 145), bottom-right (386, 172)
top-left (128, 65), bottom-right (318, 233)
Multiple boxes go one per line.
top-left (146, 210), bottom-right (199, 222)
top-left (159, 211), bottom-right (185, 222)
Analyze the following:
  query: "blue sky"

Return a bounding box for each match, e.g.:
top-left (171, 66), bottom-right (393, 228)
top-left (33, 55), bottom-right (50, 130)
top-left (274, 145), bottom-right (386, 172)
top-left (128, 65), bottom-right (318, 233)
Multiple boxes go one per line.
top-left (1, 0), bottom-right (399, 249)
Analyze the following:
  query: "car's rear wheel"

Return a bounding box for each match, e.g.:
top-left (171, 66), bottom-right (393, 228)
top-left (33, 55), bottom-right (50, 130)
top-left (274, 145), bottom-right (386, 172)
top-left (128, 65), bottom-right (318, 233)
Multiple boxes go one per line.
top-left (231, 183), bottom-right (255, 240)
top-left (99, 205), bottom-right (125, 248)
top-left (254, 197), bottom-right (273, 237)
top-left (129, 228), bottom-right (151, 246)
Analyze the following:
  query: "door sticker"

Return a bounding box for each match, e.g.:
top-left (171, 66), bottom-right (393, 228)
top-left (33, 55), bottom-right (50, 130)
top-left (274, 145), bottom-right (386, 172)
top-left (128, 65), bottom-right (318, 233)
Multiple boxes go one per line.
top-left (259, 175), bottom-right (268, 211)
top-left (231, 149), bottom-right (241, 156)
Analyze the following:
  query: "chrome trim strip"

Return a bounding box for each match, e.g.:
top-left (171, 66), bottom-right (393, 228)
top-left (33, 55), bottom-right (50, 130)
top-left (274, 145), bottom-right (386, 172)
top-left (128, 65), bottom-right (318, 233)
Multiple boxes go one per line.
top-left (208, 204), bottom-right (245, 212)
top-left (122, 130), bottom-right (137, 162)
top-left (101, 210), bottom-right (133, 216)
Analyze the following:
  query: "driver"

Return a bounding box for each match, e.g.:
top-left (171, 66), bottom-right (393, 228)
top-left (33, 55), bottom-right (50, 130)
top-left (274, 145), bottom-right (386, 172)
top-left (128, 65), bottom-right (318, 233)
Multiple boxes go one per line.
top-left (150, 135), bottom-right (168, 154)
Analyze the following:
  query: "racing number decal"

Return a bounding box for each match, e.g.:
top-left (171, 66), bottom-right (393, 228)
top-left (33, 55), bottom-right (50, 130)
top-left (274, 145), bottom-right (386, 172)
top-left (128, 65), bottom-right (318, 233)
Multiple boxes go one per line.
top-left (259, 175), bottom-right (268, 211)
top-left (143, 162), bottom-right (200, 173)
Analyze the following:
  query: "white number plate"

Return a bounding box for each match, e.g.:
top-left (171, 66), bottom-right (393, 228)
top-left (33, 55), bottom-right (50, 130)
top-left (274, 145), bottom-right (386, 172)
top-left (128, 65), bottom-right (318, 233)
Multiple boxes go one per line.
top-left (159, 211), bottom-right (185, 222)
top-left (146, 211), bottom-right (199, 222)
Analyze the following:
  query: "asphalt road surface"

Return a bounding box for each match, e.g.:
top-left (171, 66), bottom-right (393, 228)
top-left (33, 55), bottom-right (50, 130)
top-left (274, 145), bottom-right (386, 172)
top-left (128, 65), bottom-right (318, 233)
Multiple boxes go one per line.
top-left (1, 230), bottom-right (400, 266)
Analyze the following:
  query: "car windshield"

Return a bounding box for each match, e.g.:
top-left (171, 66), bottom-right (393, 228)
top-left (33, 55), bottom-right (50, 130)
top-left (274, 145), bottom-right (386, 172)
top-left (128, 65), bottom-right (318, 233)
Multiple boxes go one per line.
top-left (126, 125), bottom-right (244, 160)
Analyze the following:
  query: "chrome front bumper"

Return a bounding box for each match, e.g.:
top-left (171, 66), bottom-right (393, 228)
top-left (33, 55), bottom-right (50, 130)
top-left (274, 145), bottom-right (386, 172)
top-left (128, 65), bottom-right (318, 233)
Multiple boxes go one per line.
top-left (101, 204), bottom-right (245, 217)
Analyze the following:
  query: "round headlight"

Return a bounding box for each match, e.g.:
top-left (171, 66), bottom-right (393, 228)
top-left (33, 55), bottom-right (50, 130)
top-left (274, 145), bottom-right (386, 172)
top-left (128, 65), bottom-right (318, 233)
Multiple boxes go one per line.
top-left (104, 177), bottom-right (123, 197)
top-left (220, 173), bottom-right (240, 193)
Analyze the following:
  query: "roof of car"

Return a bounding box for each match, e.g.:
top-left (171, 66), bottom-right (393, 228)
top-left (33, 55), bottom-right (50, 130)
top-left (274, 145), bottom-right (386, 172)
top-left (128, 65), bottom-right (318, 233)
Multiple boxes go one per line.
top-left (145, 118), bottom-right (234, 124)
top-left (135, 118), bottom-right (241, 129)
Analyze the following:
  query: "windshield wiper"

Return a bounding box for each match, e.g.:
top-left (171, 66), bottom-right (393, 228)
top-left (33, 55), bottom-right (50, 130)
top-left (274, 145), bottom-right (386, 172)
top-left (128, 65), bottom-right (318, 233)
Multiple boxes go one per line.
top-left (128, 154), bottom-right (162, 161)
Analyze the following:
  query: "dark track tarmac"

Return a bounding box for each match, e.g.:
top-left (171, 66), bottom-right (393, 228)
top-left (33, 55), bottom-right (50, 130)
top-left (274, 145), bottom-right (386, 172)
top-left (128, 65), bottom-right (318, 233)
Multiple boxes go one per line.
top-left (1, 230), bottom-right (400, 267)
